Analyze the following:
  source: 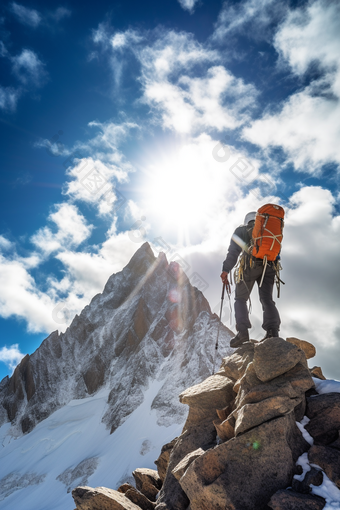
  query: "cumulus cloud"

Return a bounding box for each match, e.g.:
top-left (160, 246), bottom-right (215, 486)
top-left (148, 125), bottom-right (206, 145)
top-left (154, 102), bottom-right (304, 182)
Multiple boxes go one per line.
top-left (0, 254), bottom-right (60, 332)
top-left (243, 0), bottom-right (340, 173)
top-left (31, 203), bottom-right (93, 255)
top-left (0, 344), bottom-right (25, 372)
top-left (136, 31), bottom-right (257, 134)
top-left (11, 49), bottom-right (47, 87)
top-left (177, 0), bottom-right (199, 14)
top-left (10, 2), bottom-right (41, 28)
top-left (62, 120), bottom-right (137, 215)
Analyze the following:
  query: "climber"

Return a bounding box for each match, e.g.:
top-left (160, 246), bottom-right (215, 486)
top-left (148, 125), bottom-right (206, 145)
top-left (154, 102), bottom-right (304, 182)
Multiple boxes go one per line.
top-left (221, 206), bottom-right (284, 348)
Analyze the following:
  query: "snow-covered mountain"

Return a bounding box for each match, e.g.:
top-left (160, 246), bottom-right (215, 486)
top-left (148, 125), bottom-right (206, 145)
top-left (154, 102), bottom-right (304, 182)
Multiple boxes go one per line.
top-left (0, 242), bottom-right (233, 510)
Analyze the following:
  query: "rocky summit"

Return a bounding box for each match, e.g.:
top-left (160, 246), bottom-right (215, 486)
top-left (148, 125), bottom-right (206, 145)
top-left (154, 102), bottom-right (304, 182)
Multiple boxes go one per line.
top-left (72, 336), bottom-right (340, 510)
top-left (0, 243), bottom-right (233, 510)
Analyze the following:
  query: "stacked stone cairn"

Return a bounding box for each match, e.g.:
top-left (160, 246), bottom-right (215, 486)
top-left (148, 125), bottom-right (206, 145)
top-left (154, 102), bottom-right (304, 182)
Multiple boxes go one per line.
top-left (72, 336), bottom-right (340, 510)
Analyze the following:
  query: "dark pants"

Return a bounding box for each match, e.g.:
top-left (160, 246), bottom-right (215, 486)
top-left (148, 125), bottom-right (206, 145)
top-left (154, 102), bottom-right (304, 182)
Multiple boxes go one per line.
top-left (235, 262), bottom-right (280, 332)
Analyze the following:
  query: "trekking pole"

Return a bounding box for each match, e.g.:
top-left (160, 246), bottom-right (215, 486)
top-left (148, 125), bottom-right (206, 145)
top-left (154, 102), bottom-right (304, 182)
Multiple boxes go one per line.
top-left (212, 281), bottom-right (226, 375)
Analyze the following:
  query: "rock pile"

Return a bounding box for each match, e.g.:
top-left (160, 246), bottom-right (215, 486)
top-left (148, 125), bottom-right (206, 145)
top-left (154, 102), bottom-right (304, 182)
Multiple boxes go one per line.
top-left (72, 336), bottom-right (340, 510)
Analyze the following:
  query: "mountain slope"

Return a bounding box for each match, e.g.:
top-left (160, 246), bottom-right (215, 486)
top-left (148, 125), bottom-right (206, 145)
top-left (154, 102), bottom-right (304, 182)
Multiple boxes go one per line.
top-left (0, 242), bottom-right (233, 510)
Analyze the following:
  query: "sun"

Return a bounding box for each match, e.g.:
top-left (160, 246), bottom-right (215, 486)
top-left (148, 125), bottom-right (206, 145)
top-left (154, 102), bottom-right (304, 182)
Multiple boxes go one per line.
top-left (141, 140), bottom-right (221, 238)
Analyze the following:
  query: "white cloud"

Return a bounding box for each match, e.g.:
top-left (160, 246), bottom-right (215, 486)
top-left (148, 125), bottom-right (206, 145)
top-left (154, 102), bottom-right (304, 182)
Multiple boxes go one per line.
top-left (31, 203), bottom-right (93, 255)
top-left (0, 254), bottom-right (59, 333)
top-left (274, 0), bottom-right (340, 77)
top-left (10, 2), bottom-right (41, 28)
top-left (63, 157), bottom-right (127, 217)
top-left (0, 236), bottom-right (13, 251)
top-left (62, 120), bottom-right (137, 216)
top-left (212, 0), bottom-right (285, 42)
top-left (177, 0), bottom-right (199, 14)
top-left (0, 344), bottom-right (25, 372)
top-left (138, 31), bottom-right (257, 134)
top-left (111, 29), bottom-right (143, 49)
top-left (11, 49), bottom-right (47, 87)
top-left (243, 0), bottom-right (340, 173)
top-left (0, 85), bottom-right (20, 111)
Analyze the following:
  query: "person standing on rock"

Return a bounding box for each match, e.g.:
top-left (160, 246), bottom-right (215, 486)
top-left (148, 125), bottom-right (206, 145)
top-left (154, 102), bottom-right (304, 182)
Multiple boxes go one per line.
top-left (221, 208), bottom-right (282, 348)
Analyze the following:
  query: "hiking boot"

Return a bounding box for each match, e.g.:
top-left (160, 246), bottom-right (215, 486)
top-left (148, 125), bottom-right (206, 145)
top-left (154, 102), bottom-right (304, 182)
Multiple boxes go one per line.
top-left (230, 330), bottom-right (249, 348)
top-left (260, 329), bottom-right (279, 342)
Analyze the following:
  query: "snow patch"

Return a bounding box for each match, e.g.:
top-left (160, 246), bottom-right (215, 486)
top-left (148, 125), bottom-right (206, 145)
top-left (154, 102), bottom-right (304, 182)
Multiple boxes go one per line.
top-left (294, 452), bottom-right (311, 482)
top-left (296, 416), bottom-right (313, 446)
top-left (312, 378), bottom-right (340, 395)
top-left (311, 471), bottom-right (340, 509)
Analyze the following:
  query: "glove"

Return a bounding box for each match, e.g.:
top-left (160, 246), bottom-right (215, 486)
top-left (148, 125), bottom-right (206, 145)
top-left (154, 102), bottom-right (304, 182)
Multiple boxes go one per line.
top-left (220, 271), bottom-right (229, 284)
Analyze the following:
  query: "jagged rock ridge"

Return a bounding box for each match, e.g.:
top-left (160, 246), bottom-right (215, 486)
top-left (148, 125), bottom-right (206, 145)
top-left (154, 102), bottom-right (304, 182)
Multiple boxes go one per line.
top-left (0, 242), bottom-right (233, 437)
top-left (73, 336), bottom-right (340, 510)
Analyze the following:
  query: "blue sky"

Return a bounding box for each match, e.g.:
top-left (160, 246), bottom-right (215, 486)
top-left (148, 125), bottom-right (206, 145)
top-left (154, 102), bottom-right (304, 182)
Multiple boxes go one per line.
top-left (0, 0), bottom-right (340, 381)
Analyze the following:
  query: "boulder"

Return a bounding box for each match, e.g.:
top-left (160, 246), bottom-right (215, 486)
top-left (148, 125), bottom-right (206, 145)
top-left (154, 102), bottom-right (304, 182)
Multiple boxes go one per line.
top-left (286, 337), bottom-right (316, 359)
top-left (310, 366), bottom-right (326, 380)
top-left (179, 375), bottom-right (235, 410)
top-left (308, 445), bottom-right (340, 488)
top-left (132, 469), bottom-right (161, 502)
top-left (117, 484), bottom-right (133, 494)
top-left (72, 486), bottom-right (141, 510)
top-left (220, 342), bottom-right (255, 381)
top-left (278, 362), bottom-right (315, 394)
top-left (179, 413), bottom-right (309, 510)
top-left (154, 438), bottom-right (177, 482)
top-left (213, 416), bottom-right (235, 442)
top-left (268, 489), bottom-right (325, 510)
top-left (329, 433), bottom-right (340, 450)
top-left (234, 395), bottom-right (302, 436)
top-left (172, 448), bottom-right (205, 481)
top-left (253, 338), bottom-right (304, 382)
top-left (155, 412), bottom-right (217, 510)
top-left (305, 393), bottom-right (340, 443)
top-left (292, 467), bottom-right (323, 494)
top-left (125, 487), bottom-right (155, 510)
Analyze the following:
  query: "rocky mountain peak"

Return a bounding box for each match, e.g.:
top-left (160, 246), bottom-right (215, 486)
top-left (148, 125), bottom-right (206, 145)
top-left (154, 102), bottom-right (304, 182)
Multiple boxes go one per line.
top-left (0, 243), bottom-right (232, 439)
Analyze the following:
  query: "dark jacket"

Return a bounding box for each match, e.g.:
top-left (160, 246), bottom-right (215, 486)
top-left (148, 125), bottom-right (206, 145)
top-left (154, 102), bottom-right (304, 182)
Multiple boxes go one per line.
top-left (222, 222), bottom-right (254, 273)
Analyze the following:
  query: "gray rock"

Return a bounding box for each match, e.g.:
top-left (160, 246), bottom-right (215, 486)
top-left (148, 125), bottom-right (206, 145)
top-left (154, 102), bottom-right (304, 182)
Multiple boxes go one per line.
top-left (329, 433), bottom-right (340, 450)
top-left (286, 337), bottom-right (316, 360)
top-left (172, 448), bottom-right (205, 481)
top-left (125, 487), bottom-right (155, 510)
top-left (132, 468), bottom-right (161, 502)
top-left (220, 343), bottom-right (254, 381)
top-left (308, 445), bottom-right (340, 488)
top-left (154, 438), bottom-right (177, 482)
top-left (305, 394), bottom-right (340, 443)
top-left (179, 375), bottom-right (235, 410)
top-left (268, 489), bottom-right (325, 510)
top-left (292, 467), bottom-right (323, 494)
top-left (179, 413), bottom-right (309, 510)
top-left (72, 486), bottom-right (141, 510)
top-left (234, 395), bottom-right (302, 436)
top-left (155, 416), bottom-right (216, 510)
top-left (253, 338), bottom-right (305, 382)
top-left (309, 367), bottom-right (326, 380)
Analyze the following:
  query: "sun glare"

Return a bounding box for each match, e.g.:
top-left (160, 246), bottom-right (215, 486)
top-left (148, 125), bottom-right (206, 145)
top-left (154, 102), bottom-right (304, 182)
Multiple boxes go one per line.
top-left (142, 142), bottom-right (220, 236)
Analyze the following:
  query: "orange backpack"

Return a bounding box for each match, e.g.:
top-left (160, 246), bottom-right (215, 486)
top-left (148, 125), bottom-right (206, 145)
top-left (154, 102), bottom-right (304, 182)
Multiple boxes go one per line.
top-left (251, 204), bottom-right (284, 261)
